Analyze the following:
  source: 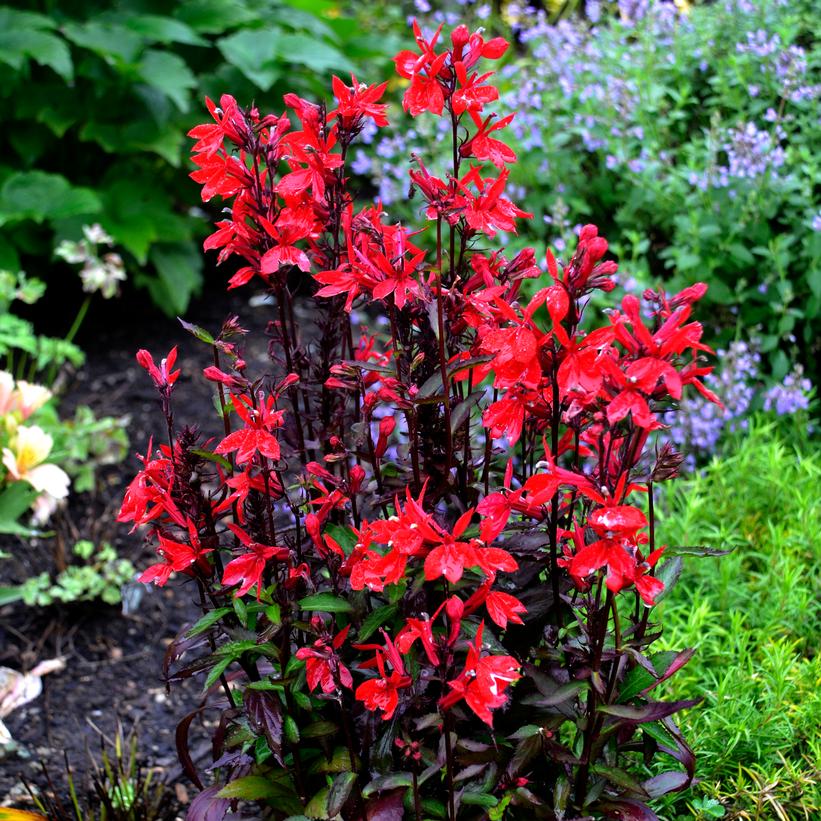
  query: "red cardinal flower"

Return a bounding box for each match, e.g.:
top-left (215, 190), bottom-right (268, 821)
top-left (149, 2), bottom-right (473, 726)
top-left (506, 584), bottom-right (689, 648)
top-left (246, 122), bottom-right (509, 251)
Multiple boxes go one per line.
top-left (296, 625), bottom-right (353, 694)
top-left (221, 523), bottom-right (289, 599)
top-left (258, 206), bottom-right (319, 275)
top-left (354, 633), bottom-right (412, 720)
top-left (485, 590), bottom-right (527, 630)
top-left (139, 521), bottom-right (213, 586)
top-left (440, 623), bottom-right (520, 726)
top-left (459, 167), bottom-right (532, 237)
top-left (328, 75), bottom-right (389, 128)
top-left (136, 347), bottom-right (180, 391)
top-left (451, 63), bottom-right (499, 114)
top-left (461, 112), bottom-right (517, 169)
top-left (215, 393), bottom-right (285, 465)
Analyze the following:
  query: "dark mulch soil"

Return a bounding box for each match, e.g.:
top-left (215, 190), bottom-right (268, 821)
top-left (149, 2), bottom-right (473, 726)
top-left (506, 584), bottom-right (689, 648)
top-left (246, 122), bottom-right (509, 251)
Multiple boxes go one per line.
top-left (0, 277), bottom-right (286, 812)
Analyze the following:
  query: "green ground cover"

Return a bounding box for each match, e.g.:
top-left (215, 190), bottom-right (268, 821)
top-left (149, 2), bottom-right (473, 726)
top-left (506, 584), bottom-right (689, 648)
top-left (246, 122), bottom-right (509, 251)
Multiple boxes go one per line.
top-left (658, 421), bottom-right (821, 819)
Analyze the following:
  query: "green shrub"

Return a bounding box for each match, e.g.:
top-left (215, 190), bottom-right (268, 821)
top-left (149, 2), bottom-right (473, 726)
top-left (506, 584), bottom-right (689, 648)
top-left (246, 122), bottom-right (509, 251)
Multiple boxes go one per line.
top-left (0, 0), bottom-right (395, 314)
top-left (656, 420), bottom-right (821, 818)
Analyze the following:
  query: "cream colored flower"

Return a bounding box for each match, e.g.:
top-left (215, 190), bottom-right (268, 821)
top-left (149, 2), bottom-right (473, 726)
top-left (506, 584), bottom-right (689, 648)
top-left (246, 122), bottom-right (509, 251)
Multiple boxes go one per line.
top-left (2, 425), bottom-right (70, 500)
top-left (11, 381), bottom-right (52, 419)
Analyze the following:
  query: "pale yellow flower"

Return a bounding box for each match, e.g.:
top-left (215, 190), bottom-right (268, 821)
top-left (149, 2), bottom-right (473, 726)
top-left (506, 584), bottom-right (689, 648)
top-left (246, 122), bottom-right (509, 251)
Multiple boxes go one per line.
top-left (11, 381), bottom-right (52, 419)
top-left (2, 425), bottom-right (70, 500)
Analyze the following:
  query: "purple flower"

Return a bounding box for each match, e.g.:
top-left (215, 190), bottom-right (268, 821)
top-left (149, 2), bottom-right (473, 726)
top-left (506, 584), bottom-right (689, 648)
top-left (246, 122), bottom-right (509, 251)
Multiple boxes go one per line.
top-left (763, 366), bottom-right (813, 414)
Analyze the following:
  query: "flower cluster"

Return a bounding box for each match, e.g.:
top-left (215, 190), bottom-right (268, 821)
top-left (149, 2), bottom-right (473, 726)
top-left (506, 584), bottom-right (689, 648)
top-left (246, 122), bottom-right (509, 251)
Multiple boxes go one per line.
top-left (357, 0), bottom-right (820, 386)
top-left (125, 19), bottom-right (718, 819)
top-left (55, 223), bottom-right (126, 300)
top-left (0, 372), bottom-right (69, 524)
top-left (665, 339), bottom-right (814, 469)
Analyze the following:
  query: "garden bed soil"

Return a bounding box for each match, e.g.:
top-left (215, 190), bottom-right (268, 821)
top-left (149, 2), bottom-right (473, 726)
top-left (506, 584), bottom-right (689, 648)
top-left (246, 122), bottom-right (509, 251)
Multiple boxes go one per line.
top-left (0, 279), bottom-right (290, 811)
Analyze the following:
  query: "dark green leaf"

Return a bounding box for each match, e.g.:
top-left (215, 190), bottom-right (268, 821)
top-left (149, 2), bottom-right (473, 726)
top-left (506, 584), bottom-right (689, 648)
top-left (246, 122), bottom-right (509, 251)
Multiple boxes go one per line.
top-left (0, 172), bottom-right (101, 226)
top-left (298, 592), bottom-right (353, 613)
top-left (654, 556), bottom-right (683, 602)
top-left (590, 765), bottom-right (649, 797)
top-left (62, 21), bottom-right (144, 64)
top-left (328, 772), bottom-right (357, 816)
top-left (185, 607), bottom-right (232, 637)
top-left (301, 720), bottom-right (339, 738)
top-left (145, 241), bottom-right (203, 316)
top-left (123, 14), bottom-right (208, 46)
top-left (357, 604), bottom-right (397, 642)
top-left (138, 50), bottom-right (196, 111)
top-left (217, 29), bottom-right (283, 90)
top-left (461, 792), bottom-right (498, 808)
top-left (362, 773), bottom-right (413, 798)
top-left (599, 699), bottom-right (699, 723)
top-left (217, 775), bottom-right (284, 800)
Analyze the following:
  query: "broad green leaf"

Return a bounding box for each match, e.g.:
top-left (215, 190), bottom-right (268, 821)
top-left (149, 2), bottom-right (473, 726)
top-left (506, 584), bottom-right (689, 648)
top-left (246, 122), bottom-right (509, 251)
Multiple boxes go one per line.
top-left (328, 772), bottom-right (357, 816)
top-left (100, 178), bottom-right (188, 262)
top-left (122, 14), bottom-right (208, 46)
top-left (298, 592), bottom-right (353, 613)
top-left (145, 241), bottom-right (203, 316)
top-left (461, 792), bottom-right (499, 808)
top-left (0, 483), bottom-right (39, 534)
top-left (62, 22), bottom-right (144, 65)
top-left (301, 720), bottom-right (338, 738)
top-left (0, 9), bottom-right (56, 31)
top-left (362, 772), bottom-right (413, 798)
top-left (278, 34), bottom-right (355, 73)
top-left (304, 786), bottom-right (330, 819)
top-left (324, 523), bottom-right (357, 555)
top-left (309, 748), bottom-right (353, 774)
top-left (618, 666), bottom-right (657, 704)
top-left (0, 172), bottom-right (101, 226)
top-left (0, 29), bottom-right (73, 81)
top-left (654, 556), bottom-right (683, 602)
top-left (217, 29), bottom-right (283, 90)
top-left (138, 50), bottom-right (196, 111)
top-left (176, 0), bottom-right (259, 34)
top-left (81, 119), bottom-right (184, 166)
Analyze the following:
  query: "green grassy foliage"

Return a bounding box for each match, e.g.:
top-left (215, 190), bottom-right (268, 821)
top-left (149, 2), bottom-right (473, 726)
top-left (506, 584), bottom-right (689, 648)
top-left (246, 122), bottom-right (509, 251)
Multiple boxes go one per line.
top-left (656, 420), bottom-right (821, 818)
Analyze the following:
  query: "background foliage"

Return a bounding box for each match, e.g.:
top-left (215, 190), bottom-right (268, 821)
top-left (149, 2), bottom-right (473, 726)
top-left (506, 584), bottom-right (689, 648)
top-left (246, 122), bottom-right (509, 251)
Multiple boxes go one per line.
top-left (0, 0), bottom-right (398, 315)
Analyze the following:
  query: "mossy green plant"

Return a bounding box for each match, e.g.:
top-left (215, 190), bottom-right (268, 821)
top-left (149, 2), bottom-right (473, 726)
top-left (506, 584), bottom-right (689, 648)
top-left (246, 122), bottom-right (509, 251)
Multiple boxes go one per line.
top-left (656, 419), bottom-right (821, 819)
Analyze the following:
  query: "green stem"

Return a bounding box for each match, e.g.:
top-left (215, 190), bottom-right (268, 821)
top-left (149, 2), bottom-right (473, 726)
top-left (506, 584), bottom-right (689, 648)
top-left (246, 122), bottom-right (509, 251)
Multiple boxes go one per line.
top-left (46, 294), bottom-right (92, 386)
top-left (65, 294), bottom-right (92, 345)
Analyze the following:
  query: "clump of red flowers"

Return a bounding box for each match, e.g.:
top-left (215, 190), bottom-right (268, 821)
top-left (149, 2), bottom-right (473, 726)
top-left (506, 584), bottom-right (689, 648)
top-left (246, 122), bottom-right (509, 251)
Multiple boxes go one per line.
top-left (123, 19), bottom-right (720, 821)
